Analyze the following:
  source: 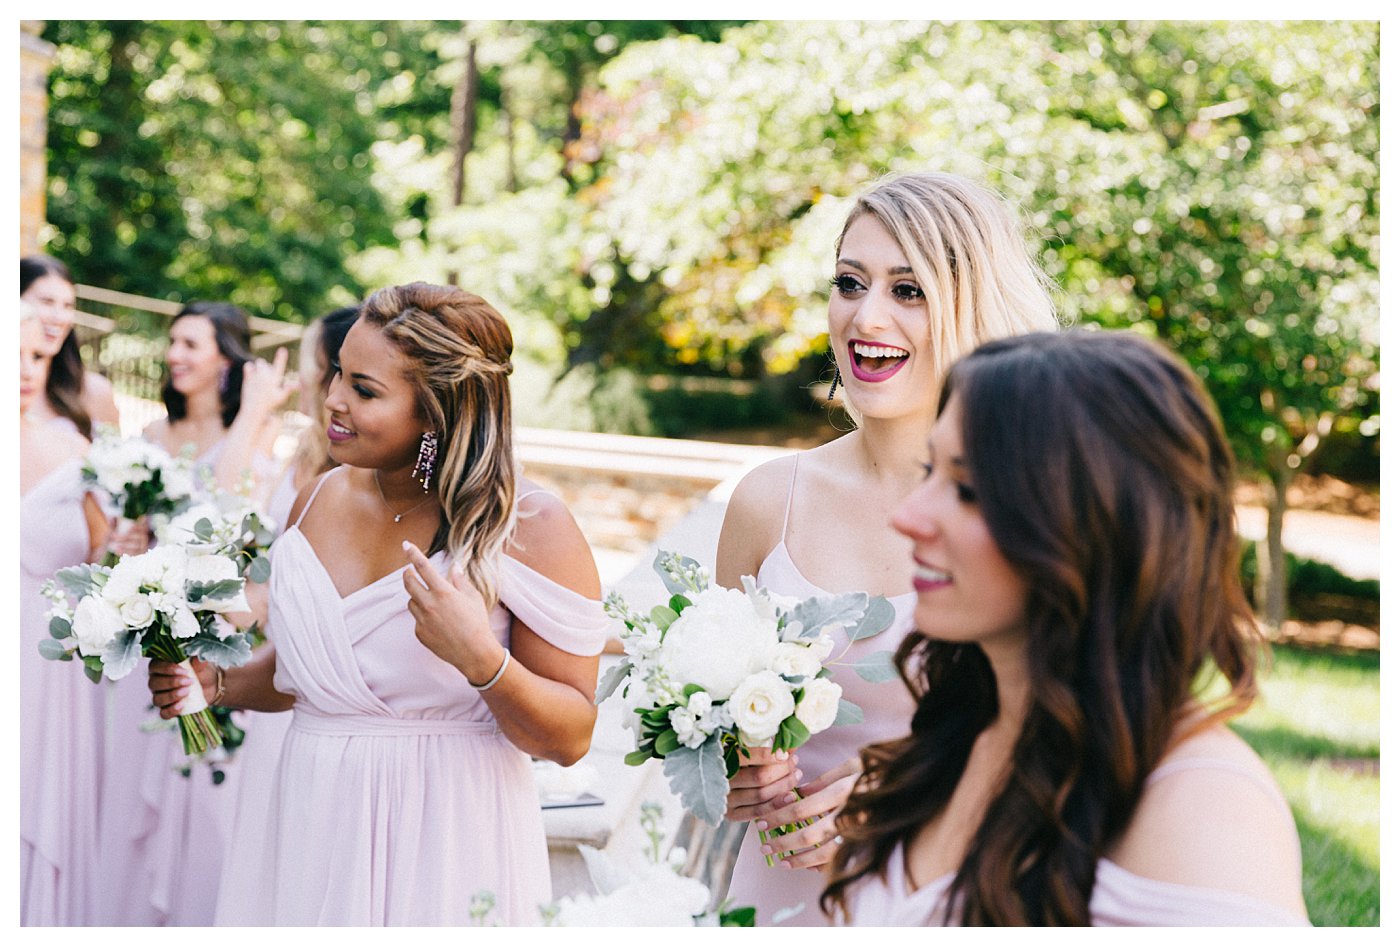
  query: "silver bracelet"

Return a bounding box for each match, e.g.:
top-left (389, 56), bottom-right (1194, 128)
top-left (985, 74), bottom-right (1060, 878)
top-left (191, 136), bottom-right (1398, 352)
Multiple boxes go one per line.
top-left (470, 649), bottom-right (511, 691)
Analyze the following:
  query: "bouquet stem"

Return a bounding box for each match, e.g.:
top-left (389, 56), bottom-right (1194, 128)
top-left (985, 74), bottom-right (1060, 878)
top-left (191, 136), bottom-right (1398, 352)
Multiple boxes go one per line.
top-left (759, 789), bottom-right (821, 867)
top-left (148, 642), bottom-right (224, 757)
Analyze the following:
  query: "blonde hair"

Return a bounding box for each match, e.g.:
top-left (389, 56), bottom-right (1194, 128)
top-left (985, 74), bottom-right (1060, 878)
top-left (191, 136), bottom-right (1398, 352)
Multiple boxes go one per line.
top-left (289, 320), bottom-right (331, 484)
top-left (836, 171), bottom-right (1060, 401)
top-left (359, 283), bottom-right (517, 607)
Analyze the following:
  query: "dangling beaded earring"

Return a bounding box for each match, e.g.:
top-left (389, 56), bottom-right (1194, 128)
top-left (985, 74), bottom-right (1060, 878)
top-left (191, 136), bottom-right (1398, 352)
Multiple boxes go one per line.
top-left (412, 432), bottom-right (438, 492)
top-left (827, 365), bottom-right (843, 402)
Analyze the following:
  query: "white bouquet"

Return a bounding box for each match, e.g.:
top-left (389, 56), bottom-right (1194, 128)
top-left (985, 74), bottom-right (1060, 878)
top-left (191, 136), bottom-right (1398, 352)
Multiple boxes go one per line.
top-left (596, 551), bottom-right (897, 828)
top-left (469, 802), bottom-right (758, 927)
top-left (81, 425), bottom-right (199, 535)
top-left (39, 530), bottom-right (259, 757)
top-left (158, 492), bottom-right (275, 585)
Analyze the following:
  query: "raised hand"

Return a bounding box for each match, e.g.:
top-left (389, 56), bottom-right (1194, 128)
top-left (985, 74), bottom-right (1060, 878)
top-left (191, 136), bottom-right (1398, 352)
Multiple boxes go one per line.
top-left (401, 541), bottom-right (505, 686)
top-left (725, 745), bottom-right (803, 823)
top-left (238, 347), bottom-right (297, 420)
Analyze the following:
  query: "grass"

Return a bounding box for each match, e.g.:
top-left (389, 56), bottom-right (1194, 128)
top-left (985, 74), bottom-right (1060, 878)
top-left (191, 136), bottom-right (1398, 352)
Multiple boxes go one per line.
top-left (1228, 645), bottom-right (1380, 926)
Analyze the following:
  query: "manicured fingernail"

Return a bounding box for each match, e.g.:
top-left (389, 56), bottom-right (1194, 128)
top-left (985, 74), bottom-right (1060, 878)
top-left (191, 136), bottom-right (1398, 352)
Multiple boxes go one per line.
top-left (774, 750), bottom-right (789, 760)
top-left (402, 541), bottom-right (411, 551)
top-left (795, 770), bottom-right (804, 782)
top-left (755, 820), bottom-right (768, 830)
top-left (760, 845), bottom-right (772, 855)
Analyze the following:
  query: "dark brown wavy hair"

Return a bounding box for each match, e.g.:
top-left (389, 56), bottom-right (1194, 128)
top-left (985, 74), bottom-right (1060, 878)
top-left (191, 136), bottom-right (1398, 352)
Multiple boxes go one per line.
top-left (161, 301), bottom-right (255, 428)
top-left (21, 254), bottom-right (91, 437)
top-left (822, 330), bottom-right (1263, 925)
top-left (358, 283), bottom-right (516, 607)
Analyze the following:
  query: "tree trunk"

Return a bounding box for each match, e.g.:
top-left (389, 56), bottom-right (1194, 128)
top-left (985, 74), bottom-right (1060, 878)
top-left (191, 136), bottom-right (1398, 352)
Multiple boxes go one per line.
top-left (502, 80), bottom-right (517, 193)
top-left (1256, 459), bottom-right (1293, 633)
top-left (445, 26), bottom-right (478, 286)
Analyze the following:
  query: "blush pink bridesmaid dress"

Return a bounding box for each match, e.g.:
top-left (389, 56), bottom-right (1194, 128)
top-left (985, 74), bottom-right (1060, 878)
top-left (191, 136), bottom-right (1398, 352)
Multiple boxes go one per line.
top-left (216, 469), bottom-right (611, 925)
top-left (20, 458), bottom-right (104, 925)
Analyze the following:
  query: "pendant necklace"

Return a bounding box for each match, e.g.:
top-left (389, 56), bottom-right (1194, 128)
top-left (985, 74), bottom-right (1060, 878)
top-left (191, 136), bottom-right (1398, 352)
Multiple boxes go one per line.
top-left (373, 470), bottom-right (435, 523)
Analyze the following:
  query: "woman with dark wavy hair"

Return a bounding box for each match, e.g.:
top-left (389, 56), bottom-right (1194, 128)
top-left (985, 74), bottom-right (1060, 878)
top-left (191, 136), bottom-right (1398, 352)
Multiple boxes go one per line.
top-left (20, 254), bottom-right (119, 436)
top-left (823, 330), bottom-right (1308, 926)
top-left (144, 300), bottom-right (294, 503)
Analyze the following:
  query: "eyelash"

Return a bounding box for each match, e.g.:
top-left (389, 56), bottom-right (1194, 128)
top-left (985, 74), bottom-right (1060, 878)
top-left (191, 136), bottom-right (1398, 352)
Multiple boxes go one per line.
top-left (330, 360), bottom-right (374, 399)
top-left (919, 461), bottom-right (978, 503)
top-left (829, 274), bottom-right (925, 301)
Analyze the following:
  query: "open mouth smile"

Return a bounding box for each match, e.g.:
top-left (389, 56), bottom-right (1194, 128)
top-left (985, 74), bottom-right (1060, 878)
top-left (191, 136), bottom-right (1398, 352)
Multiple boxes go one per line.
top-left (848, 340), bottom-right (910, 382)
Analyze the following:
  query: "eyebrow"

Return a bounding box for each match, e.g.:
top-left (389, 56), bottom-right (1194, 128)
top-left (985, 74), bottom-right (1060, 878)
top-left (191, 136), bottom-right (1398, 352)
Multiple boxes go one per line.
top-left (348, 370), bottom-right (382, 387)
top-left (837, 258), bottom-right (914, 276)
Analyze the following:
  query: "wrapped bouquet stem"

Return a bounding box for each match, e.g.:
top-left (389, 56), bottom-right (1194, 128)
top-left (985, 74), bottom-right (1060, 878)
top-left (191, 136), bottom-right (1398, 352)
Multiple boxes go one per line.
top-left (598, 551), bottom-right (898, 832)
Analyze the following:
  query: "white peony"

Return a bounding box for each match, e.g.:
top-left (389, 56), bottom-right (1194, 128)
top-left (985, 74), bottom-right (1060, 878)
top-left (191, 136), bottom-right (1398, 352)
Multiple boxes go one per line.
top-left (117, 595), bottom-right (156, 629)
top-left (771, 641), bottom-right (822, 680)
top-left (72, 595), bottom-right (126, 656)
top-left (728, 670), bottom-right (796, 745)
top-left (795, 677), bottom-right (843, 734)
top-left (657, 586), bottom-right (779, 700)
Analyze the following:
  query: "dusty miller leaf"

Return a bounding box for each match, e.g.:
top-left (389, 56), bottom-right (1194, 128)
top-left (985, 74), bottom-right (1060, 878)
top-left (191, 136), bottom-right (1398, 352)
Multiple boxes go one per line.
top-left (662, 733), bottom-right (729, 826)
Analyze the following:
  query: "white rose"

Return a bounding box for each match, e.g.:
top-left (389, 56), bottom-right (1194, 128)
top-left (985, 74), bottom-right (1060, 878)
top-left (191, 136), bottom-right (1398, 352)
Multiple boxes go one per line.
top-left (657, 586), bottom-right (779, 700)
top-left (795, 677), bottom-right (843, 735)
top-left (117, 595), bottom-right (156, 629)
top-left (727, 670), bottom-right (795, 745)
top-left (771, 641), bottom-right (822, 680)
top-left (72, 595), bottom-right (126, 656)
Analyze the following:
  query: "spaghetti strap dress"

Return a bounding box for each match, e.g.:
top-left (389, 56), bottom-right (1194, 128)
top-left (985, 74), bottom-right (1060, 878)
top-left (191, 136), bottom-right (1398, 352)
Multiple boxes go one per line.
top-left (216, 469), bottom-right (611, 924)
top-left (722, 456), bottom-right (919, 926)
top-left (20, 458), bottom-right (104, 925)
top-left (839, 756), bottom-right (1311, 926)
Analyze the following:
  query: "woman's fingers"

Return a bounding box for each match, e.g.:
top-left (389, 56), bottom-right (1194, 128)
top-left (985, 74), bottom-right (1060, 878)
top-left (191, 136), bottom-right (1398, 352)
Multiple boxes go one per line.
top-left (401, 541), bottom-right (445, 595)
top-left (728, 757), bottom-right (796, 790)
top-left (754, 772), bottom-right (854, 827)
top-left (763, 814), bottom-right (844, 871)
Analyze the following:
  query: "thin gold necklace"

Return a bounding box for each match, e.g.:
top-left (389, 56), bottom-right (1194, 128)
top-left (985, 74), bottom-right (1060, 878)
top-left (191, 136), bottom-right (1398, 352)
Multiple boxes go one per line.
top-left (372, 470), bottom-right (435, 523)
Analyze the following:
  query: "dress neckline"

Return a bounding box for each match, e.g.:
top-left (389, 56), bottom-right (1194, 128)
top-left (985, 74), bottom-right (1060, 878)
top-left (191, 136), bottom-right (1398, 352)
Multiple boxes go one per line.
top-left (284, 524), bottom-right (440, 603)
top-left (766, 539), bottom-right (918, 603)
top-left (20, 455), bottom-right (83, 502)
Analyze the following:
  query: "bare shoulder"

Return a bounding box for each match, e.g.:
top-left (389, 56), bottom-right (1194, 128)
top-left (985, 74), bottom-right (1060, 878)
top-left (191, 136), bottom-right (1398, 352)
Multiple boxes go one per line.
top-left (715, 453), bottom-right (800, 585)
top-left (285, 466), bottom-right (344, 529)
top-left (507, 480), bottom-right (601, 599)
top-left (142, 417), bottom-right (169, 444)
top-left (1110, 725), bottom-right (1306, 917)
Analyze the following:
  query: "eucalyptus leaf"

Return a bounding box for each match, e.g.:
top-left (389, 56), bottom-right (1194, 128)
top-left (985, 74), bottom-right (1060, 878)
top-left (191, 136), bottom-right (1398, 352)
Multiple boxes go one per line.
top-left (595, 661), bottom-right (632, 704)
top-left (787, 592), bottom-right (869, 640)
top-left (194, 517), bottom-right (214, 541)
top-left (852, 650), bottom-right (899, 683)
top-left (82, 656), bottom-right (105, 684)
top-left (49, 615), bottom-right (72, 639)
top-left (850, 595), bottom-right (896, 642)
top-left (662, 734), bottom-right (729, 826)
top-left (182, 631), bottom-right (254, 668)
top-left (248, 556), bottom-right (272, 584)
top-left (834, 698), bottom-right (865, 726)
top-left (36, 638), bottom-right (70, 661)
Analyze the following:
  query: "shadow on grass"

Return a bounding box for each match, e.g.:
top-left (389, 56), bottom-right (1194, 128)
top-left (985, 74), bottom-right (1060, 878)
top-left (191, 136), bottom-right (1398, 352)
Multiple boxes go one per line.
top-left (1294, 809), bottom-right (1380, 926)
top-left (1265, 644), bottom-right (1380, 675)
top-left (1230, 721), bottom-right (1379, 763)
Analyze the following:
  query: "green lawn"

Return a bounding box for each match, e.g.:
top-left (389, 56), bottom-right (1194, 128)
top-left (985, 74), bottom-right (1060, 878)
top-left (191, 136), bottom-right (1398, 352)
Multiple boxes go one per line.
top-left (1229, 645), bottom-right (1381, 926)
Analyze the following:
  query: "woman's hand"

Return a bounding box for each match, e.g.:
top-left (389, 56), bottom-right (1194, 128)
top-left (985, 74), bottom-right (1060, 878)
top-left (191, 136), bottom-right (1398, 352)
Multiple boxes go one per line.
top-left (238, 347), bottom-right (297, 421)
top-left (754, 756), bottom-right (862, 871)
top-left (402, 541), bottom-right (504, 685)
top-left (725, 745), bottom-right (803, 823)
top-left (148, 658), bottom-right (215, 719)
top-left (105, 515), bottom-right (151, 558)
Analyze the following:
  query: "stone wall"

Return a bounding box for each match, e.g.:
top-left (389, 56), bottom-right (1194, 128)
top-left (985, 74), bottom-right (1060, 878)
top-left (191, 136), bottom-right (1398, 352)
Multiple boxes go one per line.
top-left (20, 22), bottom-right (55, 254)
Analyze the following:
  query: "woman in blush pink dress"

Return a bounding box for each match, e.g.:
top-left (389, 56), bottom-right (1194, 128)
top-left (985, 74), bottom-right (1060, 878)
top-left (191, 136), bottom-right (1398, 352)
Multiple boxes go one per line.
top-left (95, 301), bottom-right (294, 925)
top-left (21, 254), bottom-right (120, 436)
top-left (148, 283), bottom-right (610, 925)
top-left (710, 172), bottom-right (1058, 925)
top-left (213, 303), bottom-right (357, 921)
top-left (19, 316), bottom-right (112, 925)
top-left (823, 331), bottom-right (1309, 926)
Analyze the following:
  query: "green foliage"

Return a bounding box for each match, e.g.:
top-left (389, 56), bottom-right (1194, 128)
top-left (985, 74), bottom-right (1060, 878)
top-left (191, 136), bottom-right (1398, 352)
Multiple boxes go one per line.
top-left (1230, 645), bottom-right (1379, 925)
top-left (1238, 546), bottom-right (1380, 605)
